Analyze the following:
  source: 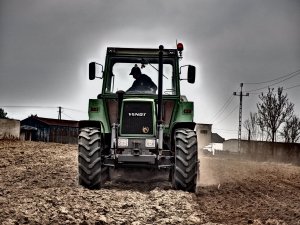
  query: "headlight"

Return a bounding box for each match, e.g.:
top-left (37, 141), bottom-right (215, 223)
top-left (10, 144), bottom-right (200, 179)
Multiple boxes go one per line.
top-left (118, 138), bottom-right (128, 147)
top-left (145, 139), bottom-right (156, 148)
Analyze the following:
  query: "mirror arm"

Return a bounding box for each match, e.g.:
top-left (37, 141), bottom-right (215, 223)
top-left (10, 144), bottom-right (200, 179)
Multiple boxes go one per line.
top-left (179, 64), bottom-right (190, 81)
top-left (95, 62), bottom-right (104, 79)
top-left (179, 65), bottom-right (190, 74)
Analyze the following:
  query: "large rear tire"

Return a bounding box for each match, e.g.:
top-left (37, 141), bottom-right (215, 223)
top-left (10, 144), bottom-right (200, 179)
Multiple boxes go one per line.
top-left (172, 128), bottom-right (198, 192)
top-left (78, 127), bottom-right (109, 189)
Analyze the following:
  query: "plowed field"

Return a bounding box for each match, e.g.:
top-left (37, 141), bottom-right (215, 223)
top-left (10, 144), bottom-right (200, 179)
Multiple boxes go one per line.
top-left (0, 140), bottom-right (299, 225)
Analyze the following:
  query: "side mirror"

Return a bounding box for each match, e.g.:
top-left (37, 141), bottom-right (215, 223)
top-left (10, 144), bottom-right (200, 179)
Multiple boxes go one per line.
top-left (89, 62), bottom-right (96, 80)
top-left (187, 65), bottom-right (196, 83)
top-left (89, 62), bottom-right (103, 80)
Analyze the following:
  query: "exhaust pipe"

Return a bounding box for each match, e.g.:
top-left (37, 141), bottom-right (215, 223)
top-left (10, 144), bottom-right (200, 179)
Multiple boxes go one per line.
top-left (157, 45), bottom-right (163, 124)
top-left (157, 45), bottom-right (164, 150)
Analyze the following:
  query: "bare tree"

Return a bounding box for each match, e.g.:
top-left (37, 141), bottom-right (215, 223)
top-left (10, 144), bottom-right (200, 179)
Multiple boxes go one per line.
top-left (257, 87), bottom-right (294, 142)
top-left (243, 112), bottom-right (258, 140)
top-left (280, 115), bottom-right (300, 143)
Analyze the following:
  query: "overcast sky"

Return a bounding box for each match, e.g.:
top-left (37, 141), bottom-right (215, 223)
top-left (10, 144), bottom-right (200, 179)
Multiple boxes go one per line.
top-left (1, 0), bottom-right (299, 140)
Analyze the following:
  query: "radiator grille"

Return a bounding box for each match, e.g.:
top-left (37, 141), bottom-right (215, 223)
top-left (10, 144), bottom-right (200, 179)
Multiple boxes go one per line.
top-left (121, 101), bottom-right (153, 135)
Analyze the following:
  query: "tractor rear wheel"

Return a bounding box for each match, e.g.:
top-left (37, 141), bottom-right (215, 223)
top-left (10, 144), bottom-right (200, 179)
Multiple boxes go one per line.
top-left (78, 127), bottom-right (109, 189)
top-left (172, 128), bottom-right (198, 192)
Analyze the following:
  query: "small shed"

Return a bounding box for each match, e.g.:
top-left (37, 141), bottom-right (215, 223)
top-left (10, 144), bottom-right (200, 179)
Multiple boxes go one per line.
top-left (21, 116), bottom-right (79, 144)
top-left (196, 123), bottom-right (212, 149)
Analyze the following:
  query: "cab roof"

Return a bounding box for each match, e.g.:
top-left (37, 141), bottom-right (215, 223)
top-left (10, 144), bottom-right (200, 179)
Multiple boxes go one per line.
top-left (106, 47), bottom-right (179, 57)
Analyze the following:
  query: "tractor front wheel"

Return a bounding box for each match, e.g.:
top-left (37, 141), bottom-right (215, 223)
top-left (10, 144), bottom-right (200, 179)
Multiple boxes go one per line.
top-left (172, 128), bottom-right (198, 192)
top-left (78, 127), bottom-right (109, 189)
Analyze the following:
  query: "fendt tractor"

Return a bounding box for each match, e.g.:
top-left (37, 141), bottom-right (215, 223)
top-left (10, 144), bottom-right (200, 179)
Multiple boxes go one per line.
top-left (78, 44), bottom-right (198, 192)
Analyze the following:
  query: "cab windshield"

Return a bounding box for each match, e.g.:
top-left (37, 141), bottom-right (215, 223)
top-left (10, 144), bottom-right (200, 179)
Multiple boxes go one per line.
top-left (104, 57), bottom-right (176, 95)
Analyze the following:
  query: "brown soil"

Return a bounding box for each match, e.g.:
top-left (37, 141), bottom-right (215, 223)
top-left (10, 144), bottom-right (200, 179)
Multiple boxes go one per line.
top-left (0, 140), bottom-right (299, 225)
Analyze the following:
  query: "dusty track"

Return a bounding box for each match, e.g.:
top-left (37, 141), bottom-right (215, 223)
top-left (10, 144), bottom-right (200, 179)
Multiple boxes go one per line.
top-left (0, 140), bottom-right (299, 225)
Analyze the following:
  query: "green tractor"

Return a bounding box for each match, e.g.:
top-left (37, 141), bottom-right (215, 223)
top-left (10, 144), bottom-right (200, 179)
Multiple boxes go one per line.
top-left (78, 44), bottom-right (198, 192)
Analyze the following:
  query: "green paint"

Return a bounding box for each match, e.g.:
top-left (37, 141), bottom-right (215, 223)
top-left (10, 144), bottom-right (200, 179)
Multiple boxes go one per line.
top-left (88, 99), bottom-right (110, 133)
top-left (174, 101), bottom-right (194, 123)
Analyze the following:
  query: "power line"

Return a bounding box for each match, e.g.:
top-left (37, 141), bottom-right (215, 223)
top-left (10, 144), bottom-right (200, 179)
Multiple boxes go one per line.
top-left (214, 103), bottom-right (239, 125)
top-left (244, 69), bottom-right (300, 85)
top-left (210, 95), bottom-right (234, 122)
top-left (213, 128), bottom-right (248, 134)
top-left (1, 105), bottom-right (85, 120)
top-left (63, 107), bottom-right (86, 113)
top-left (62, 112), bottom-right (74, 120)
top-left (1, 105), bottom-right (86, 113)
top-left (0, 105), bottom-right (57, 109)
top-left (245, 70), bottom-right (300, 93)
top-left (210, 87), bottom-right (240, 123)
top-left (214, 128), bottom-right (237, 131)
top-left (284, 83), bottom-right (300, 91)
top-left (213, 128), bottom-right (238, 132)
top-left (246, 82), bottom-right (300, 96)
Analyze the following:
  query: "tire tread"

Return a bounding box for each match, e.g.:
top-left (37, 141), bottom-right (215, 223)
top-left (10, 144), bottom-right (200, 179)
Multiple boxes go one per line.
top-left (78, 127), bottom-right (108, 189)
top-left (172, 128), bottom-right (198, 192)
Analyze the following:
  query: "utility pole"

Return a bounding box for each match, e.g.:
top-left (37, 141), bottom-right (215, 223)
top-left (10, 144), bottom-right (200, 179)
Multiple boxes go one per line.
top-left (233, 83), bottom-right (249, 152)
top-left (58, 106), bottom-right (62, 120)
